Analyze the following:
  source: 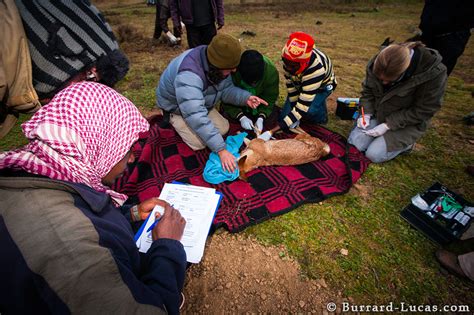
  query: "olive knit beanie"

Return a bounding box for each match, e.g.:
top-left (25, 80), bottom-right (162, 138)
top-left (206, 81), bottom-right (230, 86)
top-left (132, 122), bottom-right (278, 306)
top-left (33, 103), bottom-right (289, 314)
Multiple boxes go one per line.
top-left (207, 34), bottom-right (242, 69)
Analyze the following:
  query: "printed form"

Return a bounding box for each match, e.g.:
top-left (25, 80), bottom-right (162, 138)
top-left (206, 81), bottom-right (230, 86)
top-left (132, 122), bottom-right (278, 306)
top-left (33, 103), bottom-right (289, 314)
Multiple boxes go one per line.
top-left (135, 183), bottom-right (221, 263)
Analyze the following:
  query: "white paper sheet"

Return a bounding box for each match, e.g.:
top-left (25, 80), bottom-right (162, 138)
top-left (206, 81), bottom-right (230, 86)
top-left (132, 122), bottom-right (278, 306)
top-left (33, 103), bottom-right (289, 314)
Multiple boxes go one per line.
top-left (135, 183), bottom-right (220, 263)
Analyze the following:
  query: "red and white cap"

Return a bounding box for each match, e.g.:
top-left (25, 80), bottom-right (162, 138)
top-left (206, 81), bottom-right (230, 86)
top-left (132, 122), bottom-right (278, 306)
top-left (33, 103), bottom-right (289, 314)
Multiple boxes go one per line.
top-left (282, 32), bottom-right (315, 63)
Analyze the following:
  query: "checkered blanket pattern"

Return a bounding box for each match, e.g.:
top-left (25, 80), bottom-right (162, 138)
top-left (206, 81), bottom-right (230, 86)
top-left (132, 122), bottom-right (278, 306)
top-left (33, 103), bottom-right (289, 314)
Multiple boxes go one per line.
top-left (114, 115), bottom-right (370, 232)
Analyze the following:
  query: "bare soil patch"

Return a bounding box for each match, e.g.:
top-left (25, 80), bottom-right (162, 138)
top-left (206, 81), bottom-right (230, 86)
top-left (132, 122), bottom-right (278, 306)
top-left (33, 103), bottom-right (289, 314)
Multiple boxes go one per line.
top-left (182, 233), bottom-right (346, 313)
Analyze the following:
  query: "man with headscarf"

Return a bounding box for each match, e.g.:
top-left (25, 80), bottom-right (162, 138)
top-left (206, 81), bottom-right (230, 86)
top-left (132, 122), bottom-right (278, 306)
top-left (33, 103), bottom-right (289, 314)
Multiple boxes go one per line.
top-left (0, 82), bottom-right (187, 314)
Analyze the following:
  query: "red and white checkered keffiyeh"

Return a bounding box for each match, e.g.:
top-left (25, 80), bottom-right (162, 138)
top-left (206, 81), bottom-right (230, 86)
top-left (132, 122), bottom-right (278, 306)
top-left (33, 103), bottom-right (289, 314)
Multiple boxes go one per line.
top-left (0, 82), bottom-right (149, 204)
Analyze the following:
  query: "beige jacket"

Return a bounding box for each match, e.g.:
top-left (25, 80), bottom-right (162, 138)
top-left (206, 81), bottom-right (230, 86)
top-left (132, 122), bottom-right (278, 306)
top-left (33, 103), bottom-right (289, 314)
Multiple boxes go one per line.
top-left (0, 0), bottom-right (40, 139)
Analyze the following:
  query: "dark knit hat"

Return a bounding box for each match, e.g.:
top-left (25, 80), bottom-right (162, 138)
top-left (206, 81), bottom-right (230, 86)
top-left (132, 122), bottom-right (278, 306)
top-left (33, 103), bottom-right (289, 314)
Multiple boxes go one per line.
top-left (96, 50), bottom-right (129, 87)
top-left (207, 34), bottom-right (242, 69)
top-left (238, 50), bottom-right (264, 85)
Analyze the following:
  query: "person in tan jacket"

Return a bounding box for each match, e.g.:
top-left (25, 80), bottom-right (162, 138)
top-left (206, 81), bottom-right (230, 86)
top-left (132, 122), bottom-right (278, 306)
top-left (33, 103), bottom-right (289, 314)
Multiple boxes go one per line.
top-left (348, 42), bottom-right (447, 163)
top-left (0, 0), bottom-right (41, 139)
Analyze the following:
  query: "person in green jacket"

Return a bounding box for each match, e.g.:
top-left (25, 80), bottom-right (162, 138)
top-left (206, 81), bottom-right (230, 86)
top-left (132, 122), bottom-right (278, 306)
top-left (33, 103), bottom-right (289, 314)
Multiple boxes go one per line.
top-left (348, 41), bottom-right (447, 163)
top-left (221, 49), bottom-right (279, 132)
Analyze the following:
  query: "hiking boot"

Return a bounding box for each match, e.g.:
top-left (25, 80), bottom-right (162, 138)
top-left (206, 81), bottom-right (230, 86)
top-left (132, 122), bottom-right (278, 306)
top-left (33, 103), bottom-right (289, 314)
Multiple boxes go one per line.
top-left (435, 249), bottom-right (467, 279)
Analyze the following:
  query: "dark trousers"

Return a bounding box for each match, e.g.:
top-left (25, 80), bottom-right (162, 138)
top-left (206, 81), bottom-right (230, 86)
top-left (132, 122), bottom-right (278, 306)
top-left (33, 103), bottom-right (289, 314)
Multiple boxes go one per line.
top-left (153, 2), bottom-right (162, 39)
top-left (422, 30), bottom-right (471, 75)
top-left (185, 24), bottom-right (217, 48)
top-left (280, 86), bottom-right (333, 125)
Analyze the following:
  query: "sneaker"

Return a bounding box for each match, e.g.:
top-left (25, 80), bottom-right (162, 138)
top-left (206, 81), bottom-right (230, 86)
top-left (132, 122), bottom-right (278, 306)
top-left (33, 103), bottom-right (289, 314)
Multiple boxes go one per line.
top-left (435, 249), bottom-right (467, 279)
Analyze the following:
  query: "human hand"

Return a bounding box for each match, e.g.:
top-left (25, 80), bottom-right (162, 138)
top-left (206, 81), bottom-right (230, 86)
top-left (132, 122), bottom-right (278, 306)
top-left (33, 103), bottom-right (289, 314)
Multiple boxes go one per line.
top-left (357, 114), bottom-right (371, 129)
top-left (166, 31), bottom-right (178, 45)
top-left (246, 96), bottom-right (268, 109)
top-left (255, 117), bottom-right (264, 132)
top-left (217, 23), bottom-right (224, 30)
top-left (218, 149), bottom-right (237, 173)
top-left (239, 115), bottom-right (254, 130)
top-left (137, 197), bottom-right (168, 221)
top-left (257, 131), bottom-right (272, 141)
top-left (289, 120), bottom-right (300, 129)
top-left (363, 123), bottom-right (389, 137)
top-left (152, 203), bottom-right (186, 241)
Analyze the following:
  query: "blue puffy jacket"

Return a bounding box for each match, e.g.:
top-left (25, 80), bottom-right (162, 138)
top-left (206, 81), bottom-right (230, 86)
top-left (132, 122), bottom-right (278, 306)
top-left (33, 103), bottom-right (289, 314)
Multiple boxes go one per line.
top-left (156, 46), bottom-right (251, 152)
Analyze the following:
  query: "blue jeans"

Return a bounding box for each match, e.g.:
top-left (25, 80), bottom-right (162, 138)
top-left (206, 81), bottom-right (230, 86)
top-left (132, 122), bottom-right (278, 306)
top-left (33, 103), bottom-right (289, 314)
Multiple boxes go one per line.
top-left (348, 119), bottom-right (413, 163)
top-left (279, 86), bottom-right (332, 124)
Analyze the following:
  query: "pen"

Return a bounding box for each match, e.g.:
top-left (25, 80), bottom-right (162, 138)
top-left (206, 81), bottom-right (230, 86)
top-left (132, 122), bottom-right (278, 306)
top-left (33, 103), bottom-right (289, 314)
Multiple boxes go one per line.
top-left (146, 217), bottom-right (162, 233)
top-left (361, 107), bottom-right (366, 126)
top-left (146, 204), bottom-right (171, 233)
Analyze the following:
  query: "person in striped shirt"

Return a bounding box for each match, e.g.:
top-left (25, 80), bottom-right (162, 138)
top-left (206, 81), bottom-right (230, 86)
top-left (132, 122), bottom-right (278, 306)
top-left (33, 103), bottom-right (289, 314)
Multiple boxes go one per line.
top-left (259, 32), bottom-right (336, 140)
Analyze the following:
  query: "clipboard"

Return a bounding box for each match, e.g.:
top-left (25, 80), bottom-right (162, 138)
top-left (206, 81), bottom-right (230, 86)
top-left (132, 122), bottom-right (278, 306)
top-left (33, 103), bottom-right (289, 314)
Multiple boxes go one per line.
top-left (134, 182), bottom-right (222, 263)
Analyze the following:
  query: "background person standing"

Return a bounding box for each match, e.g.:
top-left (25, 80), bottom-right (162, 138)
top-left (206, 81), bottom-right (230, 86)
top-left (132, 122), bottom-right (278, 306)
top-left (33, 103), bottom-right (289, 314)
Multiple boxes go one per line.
top-left (169, 0), bottom-right (224, 48)
top-left (417, 0), bottom-right (473, 76)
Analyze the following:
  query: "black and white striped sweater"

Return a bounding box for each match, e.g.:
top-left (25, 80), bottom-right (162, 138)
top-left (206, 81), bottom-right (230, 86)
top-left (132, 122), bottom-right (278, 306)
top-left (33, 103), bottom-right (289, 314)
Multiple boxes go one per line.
top-left (282, 48), bottom-right (337, 128)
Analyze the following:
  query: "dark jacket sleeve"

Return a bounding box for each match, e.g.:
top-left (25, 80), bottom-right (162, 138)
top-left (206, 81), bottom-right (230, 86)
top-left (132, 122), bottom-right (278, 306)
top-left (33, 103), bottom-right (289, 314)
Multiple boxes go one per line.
top-left (141, 239), bottom-right (187, 315)
top-left (120, 203), bottom-right (134, 222)
top-left (214, 0), bottom-right (224, 26)
top-left (158, 0), bottom-right (171, 33)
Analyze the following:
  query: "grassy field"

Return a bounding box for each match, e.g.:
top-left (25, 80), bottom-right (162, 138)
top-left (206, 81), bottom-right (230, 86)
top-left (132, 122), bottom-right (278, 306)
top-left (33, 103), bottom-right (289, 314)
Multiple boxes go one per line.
top-left (2, 0), bottom-right (473, 306)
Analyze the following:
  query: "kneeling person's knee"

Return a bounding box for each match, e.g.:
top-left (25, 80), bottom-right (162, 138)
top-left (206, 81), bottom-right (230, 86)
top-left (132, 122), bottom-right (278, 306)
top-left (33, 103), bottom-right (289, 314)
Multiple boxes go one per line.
top-left (365, 149), bottom-right (390, 163)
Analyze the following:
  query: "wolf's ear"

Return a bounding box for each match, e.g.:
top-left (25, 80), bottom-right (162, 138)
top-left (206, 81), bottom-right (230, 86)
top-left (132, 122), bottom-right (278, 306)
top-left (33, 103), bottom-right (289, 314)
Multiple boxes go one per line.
top-left (238, 155), bottom-right (248, 181)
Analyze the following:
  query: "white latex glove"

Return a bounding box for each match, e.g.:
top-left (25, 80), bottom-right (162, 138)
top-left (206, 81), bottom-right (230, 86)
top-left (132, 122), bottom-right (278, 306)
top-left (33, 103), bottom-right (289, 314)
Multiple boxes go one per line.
top-left (258, 131), bottom-right (272, 141)
top-left (255, 117), bottom-right (264, 132)
top-left (165, 31), bottom-right (178, 45)
top-left (239, 115), bottom-right (254, 130)
top-left (357, 114), bottom-right (371, 129)
top-left (289, 120), bottom-right (300, 129)
top-left (363, 123), bottom-right (389, 137)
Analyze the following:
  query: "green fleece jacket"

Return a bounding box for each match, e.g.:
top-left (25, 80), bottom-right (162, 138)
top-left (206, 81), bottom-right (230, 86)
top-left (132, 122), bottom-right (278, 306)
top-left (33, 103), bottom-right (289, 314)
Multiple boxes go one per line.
top-left (222, 55), bottom-right (279, 119)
